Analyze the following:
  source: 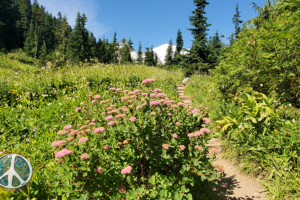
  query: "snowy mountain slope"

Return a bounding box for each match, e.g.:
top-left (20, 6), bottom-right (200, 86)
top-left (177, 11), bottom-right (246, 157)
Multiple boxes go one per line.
top-left (153, 44), bottom-right (189, 64)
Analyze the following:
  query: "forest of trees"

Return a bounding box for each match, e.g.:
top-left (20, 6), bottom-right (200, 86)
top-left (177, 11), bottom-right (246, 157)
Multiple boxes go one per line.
top-left (0, 0), bottom-right (243, 75)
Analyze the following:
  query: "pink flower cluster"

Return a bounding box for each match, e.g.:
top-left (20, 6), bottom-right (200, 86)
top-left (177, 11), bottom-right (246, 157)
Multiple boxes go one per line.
top-left (150, 101), bottom-right (159, 106)
top-left (94, 127), bottom-right (105, 133)
top-left (162, 144), bottom-right (169, 150)
top-left (129, 117), bottom-right (136, 122)
top-left (107, 121), bottom-right (117, 126)
top-left (142, 79), bottom-right (155, 84)
top-left (191, 109), bottom-right (199, 114)
top-left (179, 145), bottom-right (185, 151)
top-left (203, 118), bottom-right (211, 124)
top-left (55, 148), bottom-right (73, 158)
top-left (78, 137), bottom-right (88, 143)
top-left (81, 153), bottom-right (89, 159)
top-left (121, 166), bottom-right (132, 174)
top-left (105, 116), bottom-right (114, 121)
top-left (156, 93), bottom-right (166, 98)
top-left (52, 140), bottom-right (66, 147)
top-left (63, 125), bottom-right (72, 130)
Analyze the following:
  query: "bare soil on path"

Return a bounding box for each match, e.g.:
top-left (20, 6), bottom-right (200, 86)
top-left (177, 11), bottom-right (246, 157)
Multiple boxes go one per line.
top-left (176, 84), bottom-right (269, 200)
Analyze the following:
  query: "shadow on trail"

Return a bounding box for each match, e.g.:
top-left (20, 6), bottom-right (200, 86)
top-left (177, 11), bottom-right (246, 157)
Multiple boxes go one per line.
top-left (211, 174), bottom-right (255, 200)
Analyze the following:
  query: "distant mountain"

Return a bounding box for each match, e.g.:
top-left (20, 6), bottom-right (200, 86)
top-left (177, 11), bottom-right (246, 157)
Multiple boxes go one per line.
top-left (153, 44), bottom-right (189, 64)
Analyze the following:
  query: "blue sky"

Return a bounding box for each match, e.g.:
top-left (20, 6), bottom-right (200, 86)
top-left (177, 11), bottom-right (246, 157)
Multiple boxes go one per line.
top-left (38, 0), bottom-right (266, 51)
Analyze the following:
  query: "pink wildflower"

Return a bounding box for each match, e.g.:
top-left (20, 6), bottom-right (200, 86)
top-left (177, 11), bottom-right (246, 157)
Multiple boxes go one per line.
top-left (179, 96), bottom-right (186, 99)
top-left (191, 109), bottom-right (199, 114)
top-left (150, 112), bottom-right (156, 116)
top-left (217, 126), bottom-right (221, 129)
top-left (194, 131), bottom-right (204, 136)
top-left (95, 167), bottom-right (103, 174)
top-left (210, 148), bottom-right (219, 155)
top-left (55, 148), bottom-right (73, 158)
top-left (150, 101), bottom-right (159, 106)
top-left (175, 122), bottom-right (182, 126)
top-left (105, 116), bottom-right (114, 121)
top-left (107, 121), bottom-right (117, 126)
top-left (153, 88), bottom-right (162, 93)
top-left (177, 102), bottom-right (185, 106)
top-left (129, 117), bottom-right (136, 122)
top-left (92, 100), bottom-right (97, 104)
top-left (195, 145), bottom-right (202, 150)
top-left (94, 95), bottom-right (101, 99)
top-left (179, 145), bottom-right (185, 151)
top-left (75, 107), bottom-right (81, 111)
top-left (188, 133), bottom-right (195, 138)
top-left (121, 166), bottom-right (132, 174)
top-left (89, 122), bottom-right (96, 126)
top-left (162, 144), bottom-right (169, 150)
top-left (136, 106), bottom-right (142, 110)
top-left (210, 140), bottom-right (214, 144)
top-left (94, 127), bottom-right (105, 133)
top-left (119, 185), bottom-right (126, 193)
top-left (141, 93), bottom-right (148, 97)
top-left (78, 137), bottom-right (89, 143)
top-left (150, 94), bottom-right (156, 98)
top-left (171, 105), bottom-right (178, 108)
top-left (167, 113), bottom-right (172, 116)
top-left (200, 128), bottom-right (210, 134)
top-left (103, 146), bottom-right (110, 150)
top-left (109, 88), bottom-right (116, 91)
top-left (67, 137), bottom-right (74, 141)
top-left (63, 125), bottom-right (72, 130)
top-left (156, 93), bottom-right (166, 98)
top-left (124, 90), bottom-right (129, 93)
top-left (52, 140), bottom-right (66, 147)
top-left (134, 89), bottom-right (142, 93)
top-left (172, 134), bottom-right (178, 139)
top-left (80, 153), bottom-right (89, 159)
top-left (203, 118), bottom-right (211, 124)
top-left (198, 105), bottom-right (203, 108)
top-left (57, 130), bottom-right (67, 135)
top-left (128, 92), bottom-right (135, 95)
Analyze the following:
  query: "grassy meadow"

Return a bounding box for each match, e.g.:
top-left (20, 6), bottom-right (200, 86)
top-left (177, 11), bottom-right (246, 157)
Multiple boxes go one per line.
top-left (0, 52), bottom-right (224, 199)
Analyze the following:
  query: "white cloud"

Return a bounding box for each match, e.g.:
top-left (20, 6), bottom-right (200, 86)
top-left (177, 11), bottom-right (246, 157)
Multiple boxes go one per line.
top-left (37, 0), bottom-right (111, 39)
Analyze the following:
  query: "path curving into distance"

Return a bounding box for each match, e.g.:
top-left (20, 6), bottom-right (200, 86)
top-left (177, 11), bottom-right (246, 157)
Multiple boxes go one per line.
top-left (176, 83), bottom-right (268, 200)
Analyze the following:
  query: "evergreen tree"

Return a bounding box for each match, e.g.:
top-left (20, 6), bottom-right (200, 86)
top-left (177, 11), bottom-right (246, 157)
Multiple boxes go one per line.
top-left (16, 0), bottom-right (31, 43)
top-left (228, 32), bottom-right (235, 46)
top-left (187, 0), bottom-right (212, 72)
top-left (43, 14), bottom-right (55, 51)
top-left (150, 45), bottom-right (156, 66)
top-left (176, 29), bottom-right (184, 54)
top-left (137, 41), bottom-right (142, 64)
top-left (165, 39), bottom-right (173, 65)
top-left (206, 30), bottom-right (223, 69)
top-left (232, 3), bottom-right (243, 40)
top-left (120, 38), bottom-right (132, 64)
top-left (87, 32), bottom-right (96, 60)
top-left (24, 20), bottom-right (35, 56)
top-left (110, 31), bottom-right (118, 63)
top-left (39, 40), bottom-right (47, 66)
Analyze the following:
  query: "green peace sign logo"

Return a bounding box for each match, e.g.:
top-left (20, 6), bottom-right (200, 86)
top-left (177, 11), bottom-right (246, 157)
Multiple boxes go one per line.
top-left (0, 154), bottom-right (33, 189)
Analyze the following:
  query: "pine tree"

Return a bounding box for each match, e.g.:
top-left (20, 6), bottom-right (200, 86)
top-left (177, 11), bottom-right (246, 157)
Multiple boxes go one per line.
top-left (228, 32), bottom-right (235, 46)
top-left (87, 32), bottom-right (96, 60)
top-left (39, 40), bottom-right (47, 66)
top-left (150, 45), bottom-right (156, 66)
top-left (206, 30), bottom-right (223, 69)
top-left (187, 0), bottom-right (212, 72)
top-left (232, 3), bottom-right (243, 40)
top-left (110, 31), bottom-right (118, 63)
top-left (176, 29), bottom-right (184, 54)
top-left (24, 20), bottom-right (35, 56)
top-left (165, 39), bottom-right (173, 65)
top-left (43, 14), bottom-right (55, 51)
top-left (137, 41), bottom-right (142, 64)
top-left (120, 38), bottom-right (132, 64)
top-left (16, 0), bottom-right (31, 43)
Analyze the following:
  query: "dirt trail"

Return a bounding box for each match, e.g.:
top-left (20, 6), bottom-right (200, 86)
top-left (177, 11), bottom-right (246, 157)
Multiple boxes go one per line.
top-left (176, 84), bottom-right (269, 200)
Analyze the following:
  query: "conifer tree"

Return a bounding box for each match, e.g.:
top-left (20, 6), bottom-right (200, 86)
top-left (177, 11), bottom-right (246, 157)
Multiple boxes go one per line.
top-left (16, 0), bottom-right (32, 42)
top-left (232, 3), bottom-right (243, 40)
top-left (228, 32), bottom-right (235, 46)
top-left (187, 0), bottom-right (212, 72)
top-left (39, 40), bottom-right (47, 66)
top-left (206, 30), bottom-right (223, 69)
top-left (24, 20), bottom-right (35, 56)
top-left (137, 41), bottom-right (142, 64)
top-left (165, 39), bottom-right (173, 65)
top-left (110, 31), bottom-right (118, 63)
top-left (176, 29), bottom-right (184, 54)
top-left (87, 32), bottom-right (96, 60)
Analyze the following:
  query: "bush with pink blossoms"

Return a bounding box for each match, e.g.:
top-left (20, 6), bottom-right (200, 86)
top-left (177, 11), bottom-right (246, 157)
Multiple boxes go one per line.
top-left (43, 81), bottom-right (221, 200)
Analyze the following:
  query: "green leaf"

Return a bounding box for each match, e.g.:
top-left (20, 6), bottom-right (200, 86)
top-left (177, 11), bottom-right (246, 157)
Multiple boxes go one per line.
top-left (148, 175), bottom-right (155, 185)
top-left (186, 193), bottom-right (193, 200)
top-left (127, 176), bottom-right (132, 185)
top-left (150, 190), bottom-right (158, 198)
top-left (83, 172), bottom-right (87, 177)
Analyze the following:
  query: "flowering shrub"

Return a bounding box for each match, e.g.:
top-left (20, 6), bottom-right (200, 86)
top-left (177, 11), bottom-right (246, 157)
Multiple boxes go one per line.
top-left (43, 79), bottom-right (221, 199)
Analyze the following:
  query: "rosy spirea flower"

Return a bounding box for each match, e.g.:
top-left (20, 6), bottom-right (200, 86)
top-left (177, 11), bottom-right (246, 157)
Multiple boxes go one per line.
top-left (162, 144), bottom-right (169, 150)
top-left (121, 166), bottom-right (132, 174)
top-left (63, 125), bottom-right (72, 130)
top-left (128, 92), bottom-right (135, 95)
top-left (142, 79), bottom-right (155, 84)
top-left (179, 145), bottom-right (185, 151)
top-left (177, 102), bottom-right (184, 106)
top-left (217, 126), bottom-right (221, 129)
top-left (203, 118), bottom-right (211, 124)
top-left (153, 88), bottom-right (162, 93)
top-left (107, 121), bottom-right (117, 126)
top-left (179, 96), bottom-right (186, 99)
top-left (175, 122), bottom-right (182, 126)
top-left (150, 94), bottom-right (156, 98)
top-left (210, 140), bottom-right (214, 144)
top-left (200, 128), bottom-right (210, 134)
top-left (52, 140), bottom-right (66, 147)
top-left (141, 93), bottom-right (148, 97)
top-left (105, 116), bottom-right (114, 121)
top-left (94, 127), bottom-right (105, 133)
top-left (195, 145), bottom-right (202, 150)
top-left (159, 99), bottom-right (165, 103)
top-left (136, 106), bottom-right (142, 110)
top-left (80, 153), bottom-right (89, 159)
top-left (67, 137), bottom-right (74, 141)
top-left (172, 134), bottom-right (178, 139)
top-left (124, 90), bottom-right (128, 93)
top-left (96, 167), bottom-right (102, 174)
top-left (119, 185), bottom-right (126, 193)
top-left (129, 117), bottom-right (136, 122)
top-left (103, 146), bottom-right (110, 150)
top-left (92, 100), bottom-right (97, 104)
top-left (109, 88), bottom-right (116, 91)
top-left (167, 113), bottom-right (172, 116)
top-left (191, 109), bottom-right (199, 114)
top-left (198, 105), bottom-right (203, 108)
top-left (89, 122), bottom-right (96, 126)
top-left (194, 131), bottom-right (204, 136)
top-left (171, 105), bottom-right (178, 108)
top-left (57, 130), bottom-right (67, 135)
top-left (75, 107), bottom-right (81, 111)
top-left (149, 89), bottom-right (152, 92)
top-left (150, 112), bottom-right (156, 116)
top-left (150, 101), bottom-right (159, 106)
top-left (94, 95), bottom-right (101, 99)
top-left (188, 133), bottom-right (195, 138)
top-left (116, 88), bottom-right (122, 92)
top-left (55, 148), bottom-right (73, 158)
top-left (78, 137), bottom-right (89, 143)
top-left (210, 148), bottom-right (219, 155)
top-left (156, 93), bottom-right (166, 98)
top-left (134, 89), bottom-right (142, 93)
